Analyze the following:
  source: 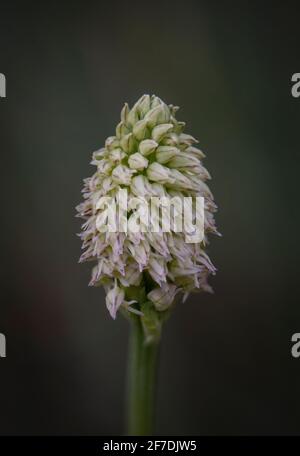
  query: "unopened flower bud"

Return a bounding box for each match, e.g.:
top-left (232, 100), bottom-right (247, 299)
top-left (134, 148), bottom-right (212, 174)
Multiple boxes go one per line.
top-left (139, 139), bottom-right (158, 156)
top-left (120, 103), bottom-right (129, 123)
top-left (127, 106), bottom-right (139, 127)
top-left (144, 105), bottom-right (169, 128)
top-left (133, 119), bottom-right (149, 141)
top-left (135, 94), bottom-right (151, 116)
top-left (151, 123), bottom-right (173, 143)
top-left (128, 153), bottom-right (148, 170)
top-left (116, 121), bottom-right (130, 139)
top-left (185, 146), bottom-right (206, 159)
top-left (156, 146), bottom-right (179, 164)
top-left (120, 132), bottom-right (136, 153)
top-left (147, 162), bottom-right (175, 184)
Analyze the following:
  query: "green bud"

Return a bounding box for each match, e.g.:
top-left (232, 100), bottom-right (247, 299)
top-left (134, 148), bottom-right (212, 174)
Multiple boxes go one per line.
top-left (151, 123), bottom-right (173, 143)
top-left (116, 121), bottom-right (130, 139)
top-left (127, 106), bottom-right (139, 127)
top-left (133, 119), bottom-right (149, 141)
top-left (156, 146), bottom-right (179, 164)
top-left (128, 152), bottom-right (148, 170)
top-left (139, 139), bottom-right (158, 156)
top-left (167, 154), bottom-right (200, 169)
top-left (147, 162), bottom-right (174, 184)
top-left (185, 146), bottom-right (206, 159)
top-left (120, 132), bottom-right (136, 153)
top-left (136, 94), bottom-right (151, 117)
top-left (144, 105), bottom-right (170, 128)
top-left (179, 133), bottom-right (198, 146)
top-left (120, 103), bottom-right (129, 123)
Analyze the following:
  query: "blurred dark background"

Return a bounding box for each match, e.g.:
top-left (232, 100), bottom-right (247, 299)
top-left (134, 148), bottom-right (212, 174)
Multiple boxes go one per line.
top-left (0, 0), bottom-right (299, 435)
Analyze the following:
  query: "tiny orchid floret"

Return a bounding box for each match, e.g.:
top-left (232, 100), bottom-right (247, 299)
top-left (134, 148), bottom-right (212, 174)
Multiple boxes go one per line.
top-left (77, 95), bottom-right (219, 323)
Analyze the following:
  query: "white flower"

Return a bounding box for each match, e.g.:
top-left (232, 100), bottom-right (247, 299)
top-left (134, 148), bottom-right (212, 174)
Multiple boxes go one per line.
top-left (105, 281), bottom-right (125, 319)
top-left (77, 94), bottom-right (219, 320)
top-left (148, 254), bottom-right (168, 286)
top-left (109, 148), bottom-right (126, 163)
top-left (106, 280), bottom-right (140, 319)
top-left (118, 261), bottom-right (143, 287)
top-left (127, 240), bottom-right (150, 271)
top-left (112, 164), bottom-right (135, 185)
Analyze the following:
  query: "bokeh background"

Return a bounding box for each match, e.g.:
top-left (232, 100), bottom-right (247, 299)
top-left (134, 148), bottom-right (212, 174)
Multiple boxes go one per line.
top-left (0, 0), bottom-right (300, 435)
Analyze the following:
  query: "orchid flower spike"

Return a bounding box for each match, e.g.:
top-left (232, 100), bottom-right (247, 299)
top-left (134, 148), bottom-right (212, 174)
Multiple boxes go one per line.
top-left (77, 94), bottom-right (219, 336)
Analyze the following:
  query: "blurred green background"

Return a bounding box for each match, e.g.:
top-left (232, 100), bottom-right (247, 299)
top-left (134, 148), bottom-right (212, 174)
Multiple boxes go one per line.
top-left (0, 0), bottom-right (299, 435)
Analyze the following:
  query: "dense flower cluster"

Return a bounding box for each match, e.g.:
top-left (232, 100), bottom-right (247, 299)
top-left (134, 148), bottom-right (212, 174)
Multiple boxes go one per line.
top-left (77, 95), bottom-right (219, 320)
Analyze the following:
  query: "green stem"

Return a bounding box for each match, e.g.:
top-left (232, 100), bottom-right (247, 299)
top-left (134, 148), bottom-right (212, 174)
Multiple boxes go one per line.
top-left (127, 315), bottom-right (159, 435)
